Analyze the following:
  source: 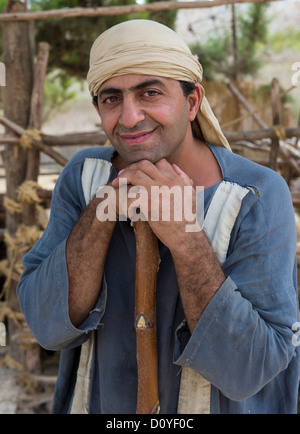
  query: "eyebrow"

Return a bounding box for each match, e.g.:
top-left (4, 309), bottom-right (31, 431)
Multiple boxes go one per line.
top-left (98, 79), bottom-right (167, 99)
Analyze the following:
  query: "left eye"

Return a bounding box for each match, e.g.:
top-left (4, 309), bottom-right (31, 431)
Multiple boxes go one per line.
top-left (144, 90), bottom-right (159, 97)
top-left (103, 95), bottom-right (119, 103)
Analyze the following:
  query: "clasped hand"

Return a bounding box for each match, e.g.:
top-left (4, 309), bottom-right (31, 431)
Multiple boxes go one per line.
top-left (108, 158), bottom-right (202, 248)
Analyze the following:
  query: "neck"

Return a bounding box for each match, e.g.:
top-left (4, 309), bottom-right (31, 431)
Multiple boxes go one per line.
top-left (169, 139), bottom-right (223, 190)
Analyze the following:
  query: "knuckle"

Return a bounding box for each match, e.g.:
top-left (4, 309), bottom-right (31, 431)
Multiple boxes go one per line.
top-left (156, 158), bottom-right (169, 168)
top-left (129, 169), bottom-right (145, 182)
top-left (139, 159), bottom-right (153, 170)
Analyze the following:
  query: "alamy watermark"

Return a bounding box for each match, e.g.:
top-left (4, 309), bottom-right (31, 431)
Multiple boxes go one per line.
top-left (292, 322), bottom-right (300, 347)
top-left (291, 62), bottom-right (300, 87)
top-left (0, 322), bottom-right (6, 346)
top-left (0, 62), bottom-right (5, 87)
top-left (0, 65), bottom-right (8, 345)
top-left (96, 179), bottom-right (204, 232)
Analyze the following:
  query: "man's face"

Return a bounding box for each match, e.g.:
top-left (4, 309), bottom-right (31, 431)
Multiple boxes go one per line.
top-left (95, 74), bottom-right (197, 164)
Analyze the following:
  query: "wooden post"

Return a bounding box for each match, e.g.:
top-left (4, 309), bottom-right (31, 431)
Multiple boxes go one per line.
top-left (26, 42), bottom-right (50, 182)
top-left (1, 0), bottom-right (34, 365)
top-left (22, 42), bottom-right (50, 374)
top-left (269, 77), bottom-right (281, 171)
top-left (23, 41), bottom-right (50, 227)
top-left (1, 0), bottom-right (34, 233)
top-left (283, 104), bottom-right (292, 129)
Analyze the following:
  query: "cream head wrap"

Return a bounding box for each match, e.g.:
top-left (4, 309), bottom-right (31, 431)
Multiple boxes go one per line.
top-left (87, 19), bottom-right (230, 150)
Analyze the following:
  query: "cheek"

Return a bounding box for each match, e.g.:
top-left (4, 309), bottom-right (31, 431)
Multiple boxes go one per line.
top-left (167, 103), bottom-right (190, 131)
top-left (156, 102), bottom-right (175, 118)
top-left (160, 98), bottom-right (190, 123)
top-left (98, 109), bottom-right (118, 135)
top-left (149, 105), bottom-right (177, 130)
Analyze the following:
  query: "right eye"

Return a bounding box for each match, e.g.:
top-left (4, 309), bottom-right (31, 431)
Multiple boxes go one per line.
top-left (102, 95), bottom-right (121, 104)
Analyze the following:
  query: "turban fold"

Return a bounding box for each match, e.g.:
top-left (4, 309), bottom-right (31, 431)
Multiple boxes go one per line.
top-left (87, 19), bottom-right (230, 150)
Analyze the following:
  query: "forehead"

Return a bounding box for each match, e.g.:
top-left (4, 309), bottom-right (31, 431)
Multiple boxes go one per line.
top-left (98, 74), bottom-right (179, 95)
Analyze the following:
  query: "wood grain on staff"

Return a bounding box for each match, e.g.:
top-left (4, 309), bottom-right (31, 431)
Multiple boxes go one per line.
top-left (134, 219), bottom-right (160, 414)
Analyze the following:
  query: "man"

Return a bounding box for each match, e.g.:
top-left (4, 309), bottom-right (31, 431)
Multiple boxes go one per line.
top-left (17, 20), bottom-right (300, 414)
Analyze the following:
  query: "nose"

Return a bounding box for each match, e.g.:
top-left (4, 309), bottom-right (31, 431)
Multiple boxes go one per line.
top-left (119, 95), bottom-right (145, 129)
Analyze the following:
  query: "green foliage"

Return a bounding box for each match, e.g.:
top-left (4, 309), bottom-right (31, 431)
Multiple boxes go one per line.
top-left (0, 0), bottom-right (8, 60)
top-left (190, 35), bottom-right (232, 82)
top-left (32, 0), bottom-right (138, 79)
top-left (191, 4), bottom-right (270, 81)
top-left (146, 0), bottom-right (177, 29)
top-left (31, 0), bottom-right (177, 80)
top-left (0, 0), bottom-right (6, 12)
top-left (43, 69), bottom-right (79, 121)
top-left (268, 27), bottom-right (300, 54)
top-left (236, 3), bottom-right (269, 76)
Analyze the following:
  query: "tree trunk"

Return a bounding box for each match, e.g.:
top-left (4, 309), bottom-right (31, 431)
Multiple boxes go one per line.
top-left (1, 0), bottom-right (34, 365)
top-left (231, 4), bottom-right (239, 81)
top-left (23, 41), bottom-right (50, 227)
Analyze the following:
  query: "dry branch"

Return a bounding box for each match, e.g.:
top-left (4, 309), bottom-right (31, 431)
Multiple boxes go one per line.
top-left (222, 84), bottom-right (296, 130)
top-left (0, 116), bottom-right (68, 167)
top-left (224, 127), bottom-right (300, 143)
top-left (226, 80), bottom-right (300, 175)
top-left (227, 81), bottom-right (268, 129)
top-left (41, 130), bottom-right (107, 146)
top-left (0, 0), bottom-right (280, 22)
top-left (0, 130), bottom-right (107, 147)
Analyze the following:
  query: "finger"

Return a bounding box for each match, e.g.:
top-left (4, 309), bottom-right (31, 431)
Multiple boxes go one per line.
top-left (112, 159), bottom-right (166, 188)
top-left (154, 159), bottom-right (193, 186)
top-left (123, 160), bottom-right (159, 179)
top-left (171, 163), bottom-right (183, 176)
top-left (171, 164), bottom-right (193, 186)
top-left (112, 168), bottom-right (154, 188)
top-left (154, 158), bottom-right (176, 179)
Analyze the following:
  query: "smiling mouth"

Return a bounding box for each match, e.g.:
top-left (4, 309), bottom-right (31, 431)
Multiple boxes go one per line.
top-left (119, 129), bottom-right (155, 145)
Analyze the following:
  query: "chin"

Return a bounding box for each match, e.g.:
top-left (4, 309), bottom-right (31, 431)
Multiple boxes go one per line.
top-left (124, 150), bottom-right (163, 165)
top-left (114, 140), bottom-right (167, 165)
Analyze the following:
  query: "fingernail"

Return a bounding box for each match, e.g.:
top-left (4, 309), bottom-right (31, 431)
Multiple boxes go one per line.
top-left (172, 163), bottom-right (182, 173)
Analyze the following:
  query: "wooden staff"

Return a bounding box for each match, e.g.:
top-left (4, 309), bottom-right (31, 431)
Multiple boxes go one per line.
top-left (134, 219), bottom-right (160, 414)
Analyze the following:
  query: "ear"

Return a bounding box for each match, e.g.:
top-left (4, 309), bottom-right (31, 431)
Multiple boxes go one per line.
top-left (187, 84), bottom-right (202, 122)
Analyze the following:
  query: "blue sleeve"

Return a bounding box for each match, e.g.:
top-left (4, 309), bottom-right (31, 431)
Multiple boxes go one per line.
top-left (174, 172), bottom-right (299, 401)
top-left (17, 153), bottom-right (107, 351)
